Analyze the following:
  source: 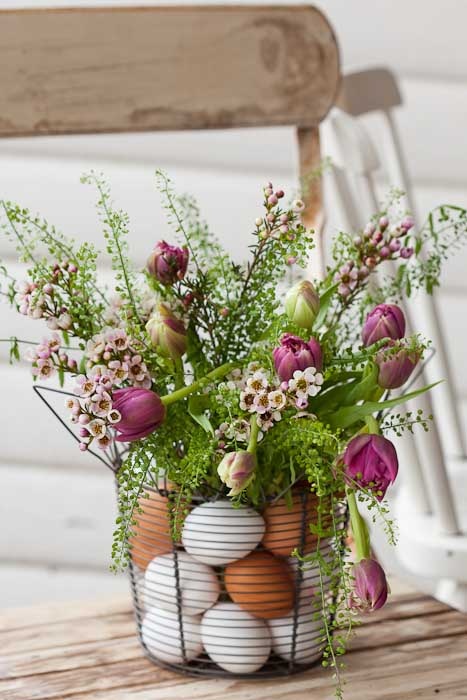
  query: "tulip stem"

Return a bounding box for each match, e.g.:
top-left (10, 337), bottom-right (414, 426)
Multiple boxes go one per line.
top-left (161, 362), bottom-right (235, 406)
top-left (247, 415), bottom-right (260, 454)
top-left (365, 415), bottom-right (380, 434)
top-left (346, 487), bottom-right (370, 562)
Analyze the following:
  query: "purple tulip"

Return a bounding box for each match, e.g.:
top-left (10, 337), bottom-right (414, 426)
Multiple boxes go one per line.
top-left (146, 304), bottom-right (187, 359)
top-left (112, 387), bottom-right (166, 442)
top-left (362, 304), bottom-right (406, 347)
top-left (273, 333), bottom-right (323, 382)
top-left (350, 558), bottom-right (388, 612)
top-left (217, 450), bottom-right (256, 496)
top-left (343, 434), bottom-right (398, 500)
top-left (146, 241), bottom-right (189, 285)
top-left (376, 341), bottom-right (419, 389)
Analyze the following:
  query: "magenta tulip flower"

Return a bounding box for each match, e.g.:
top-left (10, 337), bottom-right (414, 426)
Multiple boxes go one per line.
top-left (217, 450), bottom-right (256, 496)
top-left (112, 387), bottom-right (166, 442)
top-left (362, 304), bottom-right (406, 346)
top-left (350, 558), bottom-right (388, 612)
top-left (146, 241), bottom-right (189, 285)
top-left (376, 341), bottom-right (419, 389)
top-left (273, 333), bottom-right (323, 382)
top-left (343, 434), bottom-right (398, 500)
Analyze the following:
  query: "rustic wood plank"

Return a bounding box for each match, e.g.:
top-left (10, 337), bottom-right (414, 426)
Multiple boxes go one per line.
top-left (0, 596), bottom-right (131, 633)
top-left (2, 632), bottom-right (467, 700)
top-left (0, 612), bottom-right (135, 656)
top-left (0, 6), bottom-right (339, 137)
top-left (1, 589), bottom-right (465, 699)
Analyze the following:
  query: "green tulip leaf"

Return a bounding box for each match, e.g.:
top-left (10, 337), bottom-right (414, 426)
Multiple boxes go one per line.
top-left (188, 395), bottom-right (214, 434)
top-left (325, 381), bottom-right (442, 430)
top-left (314, 283), bottom-right (339, 331)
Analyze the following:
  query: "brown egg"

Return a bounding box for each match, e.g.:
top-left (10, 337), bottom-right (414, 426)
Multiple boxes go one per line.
top-left (130, 490), bottom-right (186, 571)
top-left (224, 550), bottom-right (294, 619)
top-left (262, 491), bottom-right (333, 557)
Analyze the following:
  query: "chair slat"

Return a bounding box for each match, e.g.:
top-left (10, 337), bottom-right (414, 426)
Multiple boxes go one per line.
top-left (0, 5), bottom-right (339, 137)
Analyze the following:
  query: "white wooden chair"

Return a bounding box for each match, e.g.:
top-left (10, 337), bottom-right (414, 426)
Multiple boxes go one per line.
top-left (322, 68), bottom-right (467, 609)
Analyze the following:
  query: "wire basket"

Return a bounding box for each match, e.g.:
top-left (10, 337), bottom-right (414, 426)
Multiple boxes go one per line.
top-left (127, 481), bottom-right (346, 679)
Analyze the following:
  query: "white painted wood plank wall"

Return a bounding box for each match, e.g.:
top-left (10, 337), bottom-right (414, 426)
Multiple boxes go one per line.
top-left (0, 1), bottom-right (466, 606)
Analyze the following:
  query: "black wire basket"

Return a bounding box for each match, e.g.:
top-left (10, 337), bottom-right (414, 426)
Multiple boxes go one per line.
top-left (127, 480), bottom-right (346, 679)
top-left (32, 385), bottom-right (346, 679)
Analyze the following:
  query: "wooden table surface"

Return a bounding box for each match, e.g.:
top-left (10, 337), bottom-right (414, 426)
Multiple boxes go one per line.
top-left (1, 585), bottom-right (466, 700)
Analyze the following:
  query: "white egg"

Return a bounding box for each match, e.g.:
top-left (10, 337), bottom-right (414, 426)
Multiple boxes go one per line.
top-left (141, 606), bottom-right (203, 664)
top-left (182, 500), bottom-right (265, 566)
top-left (201, 602), bottom-right (271, 673)
top-left (143, 551), bottom-right (220, 615)
top-left (268, 610), bottom-right (323, 664)
top-left (288, 540), bottom-right (337, 608)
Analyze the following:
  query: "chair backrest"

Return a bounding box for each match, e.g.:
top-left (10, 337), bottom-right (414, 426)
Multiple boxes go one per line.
top-left (323, 75), bottom-right (462, 535)
top-left (329, 68), bottom-right (466, 460)
top-left (0, 4), bottom-right (339, 260)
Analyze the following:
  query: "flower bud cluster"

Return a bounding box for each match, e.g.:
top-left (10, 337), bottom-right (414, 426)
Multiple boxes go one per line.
top-left (254, 181), bottom-right (306, 247)
top-left (335, 215), bottom-right (415, 298)
top-left (85, 328), bottom-right (152, 390)
top-left (67, 367), bottom-right (122, 451)
top-left (15, 261), bottom-right (78, 329)
top-left (216, 355), bottom-right (324, 452)
top-left (27, 333), bottom-right (77, 380)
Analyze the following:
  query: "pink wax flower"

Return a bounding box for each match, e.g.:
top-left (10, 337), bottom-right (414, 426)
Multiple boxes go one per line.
top-left (146, 240), bottom-right (189, 285)
top-left (350, 558), bottom-right (388, 612)
top-left (112, 387), bottom-right (166, 442)
top-left (273, 333), bottom-right (323, 382)
top-left (343, 433), bottom-right (398, 500)
top-left (376, 341), bottom-right (419, 389)
top-left (217, 450), bottom-right (256, 496)
top-left (362, 304), bottom-right (406, 347)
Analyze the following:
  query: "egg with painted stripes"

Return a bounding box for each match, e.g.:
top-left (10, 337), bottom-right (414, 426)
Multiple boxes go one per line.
top-left (181, 500), bottom-right (265, 566)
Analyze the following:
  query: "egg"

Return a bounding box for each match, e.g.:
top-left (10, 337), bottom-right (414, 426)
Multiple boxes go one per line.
top-left (268, 610), bottom-right (323, 664)
top-left (181, 500), bottom-right (265, 566)
top-left (225, 550), bottom-right (295, 619)
top-left (262, 492), bottom-right (333, 557)
top-left (143, 551), bottom-right (220, 615)
top-left (201, 602), bottom-right (271, 673)
top-left (130, 490), bottom-right (186, 571)
top-left (288, 538), bottom-right (337, 608)
top-left (141, 606), bottom-right (203, 664)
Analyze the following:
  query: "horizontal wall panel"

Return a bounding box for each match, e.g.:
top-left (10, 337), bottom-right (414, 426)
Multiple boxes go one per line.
top-left (0, 562), bottom-right (127, 609)
top-left (0, 462), bottom-right (117, 568)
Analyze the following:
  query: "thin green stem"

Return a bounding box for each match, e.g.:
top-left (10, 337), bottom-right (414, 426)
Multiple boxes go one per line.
top-left (161, 362), bottom-right (234, 406)
top-left (364, 415), bottom-right (380, 434)
top-left (247, 415), bottom-right (260, 454)
top-left (0, 337), bottom-right (79, 351)
top-left (92, 176), bottom-right (140, 324)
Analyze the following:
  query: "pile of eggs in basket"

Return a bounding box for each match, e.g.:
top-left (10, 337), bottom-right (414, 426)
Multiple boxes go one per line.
top-left (131, 489), bottom-right (335, 674)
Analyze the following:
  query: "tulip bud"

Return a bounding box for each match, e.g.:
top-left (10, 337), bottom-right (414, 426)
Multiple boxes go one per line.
top-left (343, 433), bottom-right (398, 500)
top-left (112, 387), bottom-right (166, 442)
top-left (146, 304), bottom-right (187, 359)
top-left (376, 341), bottom-right (419, 389)
top-left (273, 333), bottom-right (322, 382)
top-left (350, 558), bottom-right (388, 612)
top-left (362, 304), bottom-right (406, 347)
top-left (146, 241), bottom-right (189, 285)
top-left (217, 450), bottom-right (256, 496)
top-left (285, 281), bottom-right (320, 331)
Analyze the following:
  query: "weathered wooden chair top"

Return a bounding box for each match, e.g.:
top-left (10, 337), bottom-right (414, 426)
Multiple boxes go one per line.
top-left (0, 5), bottom-right (340, 239)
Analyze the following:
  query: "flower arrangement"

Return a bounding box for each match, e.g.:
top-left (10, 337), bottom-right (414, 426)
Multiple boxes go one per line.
top-left (1, 171), bottom-right (466, 696)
